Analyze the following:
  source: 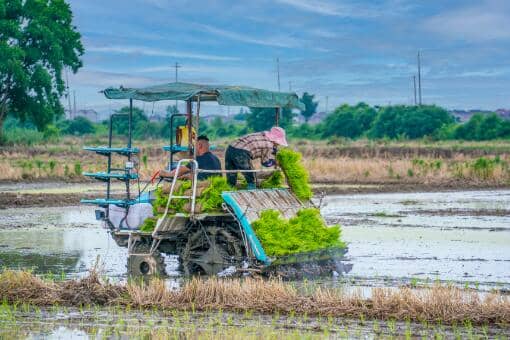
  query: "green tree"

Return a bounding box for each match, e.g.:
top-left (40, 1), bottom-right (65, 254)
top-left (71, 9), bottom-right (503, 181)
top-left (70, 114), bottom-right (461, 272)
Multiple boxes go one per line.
top-left (0, 0), bottom-right (84, 142)
top-left (321, 102), bottom-right (377, 138)
top-left (454, 113), bottom-right (510, 140)
top-left (300, 92), bottom-right (318, 122)
top-left (246, 107), bottom-right (294, 132)
top-left (112, 106), bottom-right (148, 136)
top-left (58, 116), bottom-right (95, 135)
top-left (160, 104), bottom-right (184, 139)
top-left (369, 105), bottom-right (453, 139)
top-left (233, 107), bottom-right (247, 121)
top-left (454, 114), bottom-right (483, 140)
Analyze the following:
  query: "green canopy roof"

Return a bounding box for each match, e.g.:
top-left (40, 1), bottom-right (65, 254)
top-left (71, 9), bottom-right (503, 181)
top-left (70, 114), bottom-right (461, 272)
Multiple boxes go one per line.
top-left (103, 82), bottom-right (305, 110)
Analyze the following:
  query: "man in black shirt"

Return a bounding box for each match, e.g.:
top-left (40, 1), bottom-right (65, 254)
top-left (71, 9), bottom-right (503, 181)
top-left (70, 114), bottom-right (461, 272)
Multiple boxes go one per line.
top-left (160, 135), bottom-right (221, 180)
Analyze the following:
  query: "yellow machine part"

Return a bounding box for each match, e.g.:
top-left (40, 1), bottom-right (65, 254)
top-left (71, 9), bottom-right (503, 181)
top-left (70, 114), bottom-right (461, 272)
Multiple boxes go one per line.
top-left (176, 126), bottom-right (197, 146)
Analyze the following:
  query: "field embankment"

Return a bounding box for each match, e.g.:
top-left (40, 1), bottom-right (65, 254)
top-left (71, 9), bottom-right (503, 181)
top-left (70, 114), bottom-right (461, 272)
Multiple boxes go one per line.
top-left (0, 270), bottom-right (508, 326)
top-left (1, 138), bottom-right (509, 200)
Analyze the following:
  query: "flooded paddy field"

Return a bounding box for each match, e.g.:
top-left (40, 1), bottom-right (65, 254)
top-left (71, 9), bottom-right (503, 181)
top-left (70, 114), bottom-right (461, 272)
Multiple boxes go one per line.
top-left (0, 189), bottom-right (508, 337)
top-left (1, 305), bottom-right (507, 339)
top-left (322, 189), bottom-right (510, 292)
top-left (0, 189), bottom-right (507, 289)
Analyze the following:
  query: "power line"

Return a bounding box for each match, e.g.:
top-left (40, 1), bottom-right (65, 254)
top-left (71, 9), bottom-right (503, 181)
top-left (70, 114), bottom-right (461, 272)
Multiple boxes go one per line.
top-left (288, 80), bottom-right (292, 92)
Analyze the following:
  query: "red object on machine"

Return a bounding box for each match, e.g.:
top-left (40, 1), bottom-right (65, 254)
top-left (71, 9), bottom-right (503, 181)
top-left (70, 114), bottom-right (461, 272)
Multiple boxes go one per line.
top-left (150, 170), bottom-right (160, 184)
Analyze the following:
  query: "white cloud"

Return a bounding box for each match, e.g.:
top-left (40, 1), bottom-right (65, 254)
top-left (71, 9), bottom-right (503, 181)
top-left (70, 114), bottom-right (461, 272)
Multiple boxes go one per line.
top-left (69, 69), bottom-right (163, 88)
top-left (274, 0), bottom-right (411, 18)
top-left (308, 28), bottom-right (337, 38)
top-left (196, 24), bottom-right (302, 48)
top-left (87, 45), bottom-right (240, 61)
top-left (423, 1), bottom-right (510, 41)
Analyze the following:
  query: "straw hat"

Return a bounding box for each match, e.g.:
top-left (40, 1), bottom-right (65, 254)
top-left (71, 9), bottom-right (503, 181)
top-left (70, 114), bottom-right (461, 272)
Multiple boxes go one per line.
top-left (265, 127), bottom-right (288, 147)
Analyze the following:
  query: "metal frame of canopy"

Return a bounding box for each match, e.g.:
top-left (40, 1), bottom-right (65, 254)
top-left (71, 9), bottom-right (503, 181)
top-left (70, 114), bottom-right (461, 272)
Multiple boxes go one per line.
top-left (102, 82), bottom-right (304, 161)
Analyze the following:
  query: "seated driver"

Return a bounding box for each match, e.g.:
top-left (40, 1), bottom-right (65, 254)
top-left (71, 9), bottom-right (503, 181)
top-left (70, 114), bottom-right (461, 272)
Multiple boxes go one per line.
top-left (160, 135), bottom-right (221, 180)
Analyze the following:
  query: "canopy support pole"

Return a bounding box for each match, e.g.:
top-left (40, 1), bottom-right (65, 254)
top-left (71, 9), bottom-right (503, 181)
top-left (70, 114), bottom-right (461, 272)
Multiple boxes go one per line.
top-left (275, 107), bottom-right (280, 127)
top-left (195, 95), bottom-right (201, 160)
top-left (128, 99), bottom-right (133, 152)
top-left (186, 100), bottom-right (192, 158)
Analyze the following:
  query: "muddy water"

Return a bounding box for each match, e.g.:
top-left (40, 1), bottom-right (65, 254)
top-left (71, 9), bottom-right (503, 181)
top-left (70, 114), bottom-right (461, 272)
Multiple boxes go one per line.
top-left (0, 190), bottom-right (508, 291)
top-left (321, 190), bottom-right (510, 290)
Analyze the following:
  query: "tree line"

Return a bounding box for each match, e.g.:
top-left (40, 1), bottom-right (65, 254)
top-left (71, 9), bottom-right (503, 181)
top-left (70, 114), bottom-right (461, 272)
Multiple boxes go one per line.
top-left (4, 100), bottom-right (509, 145)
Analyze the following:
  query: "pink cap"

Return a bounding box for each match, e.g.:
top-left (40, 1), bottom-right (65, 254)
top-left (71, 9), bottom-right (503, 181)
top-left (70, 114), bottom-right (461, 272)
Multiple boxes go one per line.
top-left (265, 127), bottom-right (288, 147)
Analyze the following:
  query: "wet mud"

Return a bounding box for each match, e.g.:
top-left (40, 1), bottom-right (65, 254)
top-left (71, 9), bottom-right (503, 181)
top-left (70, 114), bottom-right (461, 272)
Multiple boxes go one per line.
top-left (0, 190), bottom-right (507, 293)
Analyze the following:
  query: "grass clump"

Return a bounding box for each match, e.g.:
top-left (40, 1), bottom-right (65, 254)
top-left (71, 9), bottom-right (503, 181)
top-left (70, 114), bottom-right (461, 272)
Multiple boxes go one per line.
top-left (259, 170), bottom-right (284, 189)
top-left (276, 149), bottom-right (312, 201)
top-left (252, 208), bottom-right (345, 256)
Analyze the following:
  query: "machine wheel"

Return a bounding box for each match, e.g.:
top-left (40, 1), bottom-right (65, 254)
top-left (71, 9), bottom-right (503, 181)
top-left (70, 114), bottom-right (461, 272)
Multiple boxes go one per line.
top-left (127, 242), bottom-right (167, 277)
top-left (181, 226), bottom-right (243, 276)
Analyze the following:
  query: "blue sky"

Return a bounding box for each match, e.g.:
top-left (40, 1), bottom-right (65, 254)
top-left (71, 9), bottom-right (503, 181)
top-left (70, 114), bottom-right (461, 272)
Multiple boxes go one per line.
top-left (67, 0), bottom-right (510, 115)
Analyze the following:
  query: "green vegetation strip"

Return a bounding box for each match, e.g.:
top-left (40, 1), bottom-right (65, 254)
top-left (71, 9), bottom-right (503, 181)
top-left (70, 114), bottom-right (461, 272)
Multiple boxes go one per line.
top-left (252, 208), bottom-right (345, 257)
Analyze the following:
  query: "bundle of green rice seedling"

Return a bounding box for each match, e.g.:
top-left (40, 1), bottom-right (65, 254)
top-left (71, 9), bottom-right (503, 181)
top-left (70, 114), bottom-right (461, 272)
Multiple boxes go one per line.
top-left (197, 176), bottom-right (234, 212)
top-left (139, 217), bottom-right (157, 232)
top-left (259, 170), bottom-right (284, 189)
top-left (252, 208), bottom-right (345, 256)
top-left (152, 180), bottom-right (192, 216)
top-left (276, 149), bottom-right (312, 201)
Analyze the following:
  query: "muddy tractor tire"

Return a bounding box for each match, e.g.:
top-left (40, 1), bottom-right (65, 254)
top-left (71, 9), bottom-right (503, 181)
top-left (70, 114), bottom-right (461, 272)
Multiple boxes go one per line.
top-left (180, 225), bottom-right (244, 276)
top-left (127, 242), bottom-right (167, 277)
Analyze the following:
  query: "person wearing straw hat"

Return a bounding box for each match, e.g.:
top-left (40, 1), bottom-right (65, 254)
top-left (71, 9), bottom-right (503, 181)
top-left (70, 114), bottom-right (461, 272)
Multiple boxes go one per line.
top-left (225, 127), bottom-right (288, 189)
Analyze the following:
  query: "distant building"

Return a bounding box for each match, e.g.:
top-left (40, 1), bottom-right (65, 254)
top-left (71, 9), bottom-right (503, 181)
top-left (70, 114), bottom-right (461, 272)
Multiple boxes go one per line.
top-left (449, 109), bottom-right (510, 122)
top-left (495, 109), bottom-right (510, 120)
top-left (65, 109), bottom-right (99, 122)
top-left (294, 111), bottom-right (328, 125)
top-left (201, 115), bottom-right (235, 123)
top-left (148, 114), bottom-right (165, 122)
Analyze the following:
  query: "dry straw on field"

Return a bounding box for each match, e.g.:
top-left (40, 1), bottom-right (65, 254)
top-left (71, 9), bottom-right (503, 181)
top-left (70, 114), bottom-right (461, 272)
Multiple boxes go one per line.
top-left (0, 270), bottom-right (508, 325)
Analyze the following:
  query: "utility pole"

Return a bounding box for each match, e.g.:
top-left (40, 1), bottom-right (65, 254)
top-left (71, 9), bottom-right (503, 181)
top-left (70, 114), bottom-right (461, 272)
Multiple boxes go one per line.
top-left (325, 96), bottom-right (329, 113)
top-left (417, 51), bottom-right (422, 105)
top-left (288, 80), bottom-right (292, 92)
top-left (413, 75), bottom-right (417, 105)
top-left (174, 62), bottom-right (181, 110)
top-left (276, 58), bottom-right (281, 92)
top-left (174, 62), bottom-right (181, 82)
top-left (73, 90), bottom-right (76, 119)
top-left (65, 68), bottom-right (72, 119)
